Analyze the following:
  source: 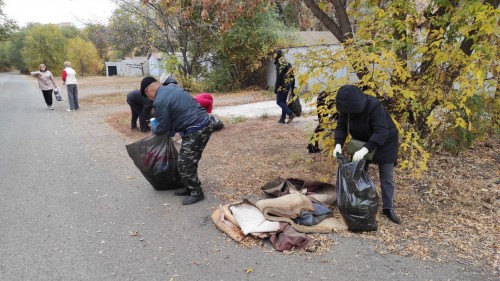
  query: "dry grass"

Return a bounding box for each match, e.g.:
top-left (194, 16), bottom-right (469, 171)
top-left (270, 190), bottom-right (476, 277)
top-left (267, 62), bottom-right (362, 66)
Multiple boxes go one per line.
top-left (81, 93), bottom-right (128, 105)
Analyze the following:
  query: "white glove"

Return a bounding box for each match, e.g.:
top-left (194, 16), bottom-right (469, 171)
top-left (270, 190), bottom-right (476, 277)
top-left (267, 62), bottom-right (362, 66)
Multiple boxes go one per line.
top-left (352, 147), bottom-right (369, 161)
top-left (332, 144), bottom-right (342, 159)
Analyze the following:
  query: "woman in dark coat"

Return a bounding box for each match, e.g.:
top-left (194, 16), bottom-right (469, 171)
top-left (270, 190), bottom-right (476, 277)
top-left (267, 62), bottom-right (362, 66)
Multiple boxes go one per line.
top-left (126, 89), bottom-right (153, 132)
top-left (333, 85), bottom-right (401, 224)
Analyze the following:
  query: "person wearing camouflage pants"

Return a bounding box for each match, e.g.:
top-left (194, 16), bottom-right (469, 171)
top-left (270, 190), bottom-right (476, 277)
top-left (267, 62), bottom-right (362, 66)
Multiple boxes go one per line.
top-left (177, 124), bottom-right (214, 199)
top-left (140, 76), bottom-right (214, 205)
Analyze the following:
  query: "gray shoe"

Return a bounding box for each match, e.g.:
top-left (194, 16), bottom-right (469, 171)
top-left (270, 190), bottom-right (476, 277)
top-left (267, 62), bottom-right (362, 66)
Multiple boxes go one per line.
top-left (182, 190), bottom-right (205, 205)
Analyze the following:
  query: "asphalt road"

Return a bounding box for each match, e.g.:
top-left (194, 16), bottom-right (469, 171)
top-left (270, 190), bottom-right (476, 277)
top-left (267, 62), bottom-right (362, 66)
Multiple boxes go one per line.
top-left (0, 73), bottom-right (494, 281)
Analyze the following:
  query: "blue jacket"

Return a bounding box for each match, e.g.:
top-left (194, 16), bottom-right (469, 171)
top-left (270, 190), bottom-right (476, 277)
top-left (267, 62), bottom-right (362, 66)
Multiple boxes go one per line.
top-left (152, 85), bottom-right (209, 136)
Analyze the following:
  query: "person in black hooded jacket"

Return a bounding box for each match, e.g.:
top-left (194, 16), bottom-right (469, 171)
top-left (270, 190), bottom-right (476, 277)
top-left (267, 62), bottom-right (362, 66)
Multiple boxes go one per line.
top-left (126, 89), bottom-right (153, 132)
top-left (332, 85), bottom-right (401, 224)
top-left (274, 50), bottom-right (296, 124)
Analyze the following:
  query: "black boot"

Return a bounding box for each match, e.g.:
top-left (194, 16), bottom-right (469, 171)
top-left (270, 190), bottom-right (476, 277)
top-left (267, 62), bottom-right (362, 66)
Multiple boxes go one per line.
top-left (307, 143), bottom-right (321, 153)
top-left (382, 209), bottom-right (401, 224)
top-left (174, 187), bottom-right (190, 196)
top-left (278, 118), bottom-right (286, 124)
top-left (287, 113), bottom-right (296, 124)
top-left (182, 190), bottom-right (205, 205)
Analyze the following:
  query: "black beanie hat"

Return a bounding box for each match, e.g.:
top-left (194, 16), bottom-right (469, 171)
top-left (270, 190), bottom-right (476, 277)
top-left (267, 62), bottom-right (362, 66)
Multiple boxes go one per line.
top-left (140, 76), bottom-right (157, 97)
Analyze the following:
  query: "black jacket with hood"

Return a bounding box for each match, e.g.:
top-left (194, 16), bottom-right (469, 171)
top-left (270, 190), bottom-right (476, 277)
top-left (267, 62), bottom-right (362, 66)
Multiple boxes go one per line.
top-left (274, 50), bottom-right (293, 93)
top-left (334, 85), bottom-right (398, 164)
top-left (126, 89), bottom-right (153, 131)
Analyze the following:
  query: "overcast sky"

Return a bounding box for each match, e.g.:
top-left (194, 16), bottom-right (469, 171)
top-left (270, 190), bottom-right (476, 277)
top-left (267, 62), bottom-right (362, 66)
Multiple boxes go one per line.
top-left (3, 0), bottom-right (118, 28)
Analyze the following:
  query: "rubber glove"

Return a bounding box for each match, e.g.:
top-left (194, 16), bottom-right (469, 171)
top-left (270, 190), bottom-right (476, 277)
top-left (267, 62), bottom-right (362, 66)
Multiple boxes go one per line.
top-left (352, 147), bottom-right (369, 161)
top-left (332, 144), bottom-right (342, 159)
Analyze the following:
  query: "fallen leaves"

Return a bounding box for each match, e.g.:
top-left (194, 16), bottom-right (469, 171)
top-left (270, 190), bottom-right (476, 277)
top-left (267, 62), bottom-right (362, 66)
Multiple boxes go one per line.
top-left (111, 103), bottom-right (499, 276)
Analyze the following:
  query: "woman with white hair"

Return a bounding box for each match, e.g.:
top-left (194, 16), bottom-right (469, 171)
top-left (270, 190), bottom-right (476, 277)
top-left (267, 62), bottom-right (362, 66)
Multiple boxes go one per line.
top-left (62, 61), bottom-right (79, 112)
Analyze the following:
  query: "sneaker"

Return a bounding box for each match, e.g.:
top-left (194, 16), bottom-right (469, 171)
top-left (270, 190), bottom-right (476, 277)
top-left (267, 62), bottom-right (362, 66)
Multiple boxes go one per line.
top-left (46, 106), bottom-right (50, 110)
top-left (48, 106), bottom-right (54, 110)
top-left (182, 191), bottom-right (205, 205)
top-left (66, 109), bottom-right (75, 112)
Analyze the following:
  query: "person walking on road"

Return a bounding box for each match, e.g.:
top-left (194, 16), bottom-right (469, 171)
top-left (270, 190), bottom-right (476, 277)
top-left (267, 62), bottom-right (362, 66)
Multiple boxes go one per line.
top-left (140, 77), bottom-right (214, 205)
top-left (126, 89), bottom-right (153, 132)
top-left (62, 61), bottom-right (79, 112)
top-left (332, 85), bottom-right (401, 224)
top-left (31, 64), bottom-right (58, 110)
top-left (274, 49), bottom-right (296, 124)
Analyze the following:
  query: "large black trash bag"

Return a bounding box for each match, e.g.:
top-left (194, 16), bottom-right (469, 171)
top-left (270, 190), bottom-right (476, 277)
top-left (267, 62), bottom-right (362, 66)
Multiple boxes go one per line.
top-left (336, 155), bottom-right (379, 232)
top-left (126, 134), bottom-right (184, 190)
top-left (287, 89), bottom-right (302, 117)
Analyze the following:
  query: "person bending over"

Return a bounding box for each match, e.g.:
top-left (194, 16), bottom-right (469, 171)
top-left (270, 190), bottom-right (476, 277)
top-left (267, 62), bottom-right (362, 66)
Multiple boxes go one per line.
top-left (332, 85), bottom-right (401, 224)
top-left (140, 77), bottom-right (214, 205)
top-left (126, 89), bottom-right (153, 132)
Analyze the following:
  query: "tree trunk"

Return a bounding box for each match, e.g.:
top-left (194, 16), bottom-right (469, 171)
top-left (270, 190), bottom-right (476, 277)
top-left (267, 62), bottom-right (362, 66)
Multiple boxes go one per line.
top-left (274, 0), bottom-right (289, 26)
top-left (302, 0), bottom-right (346, 42)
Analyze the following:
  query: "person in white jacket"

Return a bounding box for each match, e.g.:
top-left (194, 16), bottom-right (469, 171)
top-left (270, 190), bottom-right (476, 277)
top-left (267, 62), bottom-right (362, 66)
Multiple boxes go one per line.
top-left (62, 61), bottom-right (79, 111)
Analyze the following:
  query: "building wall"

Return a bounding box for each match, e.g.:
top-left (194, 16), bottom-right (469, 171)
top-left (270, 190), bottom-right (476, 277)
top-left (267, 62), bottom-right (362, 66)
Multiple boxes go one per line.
top-left (266, 45), bottom-right (355, 93)
top-left (105, 59), bottom-right (149, 77)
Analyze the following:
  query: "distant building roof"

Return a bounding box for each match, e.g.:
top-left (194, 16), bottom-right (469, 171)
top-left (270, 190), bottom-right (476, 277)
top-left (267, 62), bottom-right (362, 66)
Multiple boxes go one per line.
top-left (296, 31), bottom-right (339, 47)
top-left (147, 52), bottom-right (165, 60)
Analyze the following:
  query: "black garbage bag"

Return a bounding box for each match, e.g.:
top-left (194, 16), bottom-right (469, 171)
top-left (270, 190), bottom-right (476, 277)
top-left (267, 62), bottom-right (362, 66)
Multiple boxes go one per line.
top-left (336, 155), bottom-right (378, 232)
top-left (287, 89), bottom-right (302, 117)
top-left (126, 134), bottom-right (184, 190)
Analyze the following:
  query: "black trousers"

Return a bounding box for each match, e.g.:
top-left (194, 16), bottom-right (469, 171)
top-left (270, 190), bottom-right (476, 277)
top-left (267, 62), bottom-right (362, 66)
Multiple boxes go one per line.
top-left (41, 89), bottom-right (53, 106)
top-left (127, 101), bottom-right (149, 132)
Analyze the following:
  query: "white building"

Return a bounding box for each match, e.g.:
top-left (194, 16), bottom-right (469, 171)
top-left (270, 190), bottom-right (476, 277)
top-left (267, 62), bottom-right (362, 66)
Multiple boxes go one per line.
top-left (266, 31), bottom-right (347, 92)
top-left (105, 57), bottom-right (149, 77)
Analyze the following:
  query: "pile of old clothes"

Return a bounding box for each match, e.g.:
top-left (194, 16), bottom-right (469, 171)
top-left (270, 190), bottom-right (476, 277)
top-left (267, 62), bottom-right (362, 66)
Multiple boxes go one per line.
top-left (211, 177), bottom-right (348, 252)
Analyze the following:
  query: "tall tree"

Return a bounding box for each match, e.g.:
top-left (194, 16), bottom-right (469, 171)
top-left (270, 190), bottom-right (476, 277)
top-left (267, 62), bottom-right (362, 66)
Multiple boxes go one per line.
top-left (166, 0), bottom-right (497, 173)
top-left (108, 4), bottom-right (155, 58)
top-left (293, 0), bottom-right (499, 174)
top-left (66, 37), bottom-right (102, 76)
top-left (118, 0), bottom-right (226, 77)
top-left (6, 26), bottom-right (28, 72)
top-left (0, 0), bottom-right (17, 42)
top-left (21, 24), bottom-right (67, 71)
top-left (208, 7), bottom-right (294, 91)
top-left (83, 23), bottom-right (111, 61)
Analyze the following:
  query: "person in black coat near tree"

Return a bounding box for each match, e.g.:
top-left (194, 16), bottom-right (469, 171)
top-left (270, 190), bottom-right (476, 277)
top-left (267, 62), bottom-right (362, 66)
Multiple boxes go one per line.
top-left (332, 85), bottom-right (401, 224)
top-left (126, 89), bottom-right (153, 132)
top-left (274, 50), bottom-right (296, 124)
